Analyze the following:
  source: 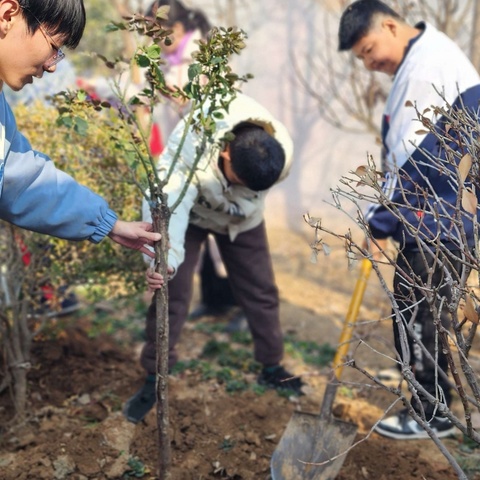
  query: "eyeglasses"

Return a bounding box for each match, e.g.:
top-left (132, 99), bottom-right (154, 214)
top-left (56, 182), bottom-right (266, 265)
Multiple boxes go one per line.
top-left (21, 7), bottom-right (66, 69)
top-left (37, 24), bottom-right (66, 69)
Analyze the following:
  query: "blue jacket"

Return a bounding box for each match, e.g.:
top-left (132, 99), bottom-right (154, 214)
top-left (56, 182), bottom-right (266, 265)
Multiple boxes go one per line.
top-left (0, 92), bottom-right (117, 243)
top-left (367, 22), bottom-right (480, 250)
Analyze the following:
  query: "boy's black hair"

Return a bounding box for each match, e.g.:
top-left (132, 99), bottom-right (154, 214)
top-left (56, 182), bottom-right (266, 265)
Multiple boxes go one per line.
top-left (338, 0), bottom-right (403, 51)
top-left (229, 123), bottom-right (285, 192)
top-left (147, 0), bottom-right (211, 38)
top-left (19, 0), bottom-right (86, 49)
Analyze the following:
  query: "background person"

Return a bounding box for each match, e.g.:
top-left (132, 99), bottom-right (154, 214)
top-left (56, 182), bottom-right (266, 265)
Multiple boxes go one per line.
top-left (338, 0), bottom-right (480, 440)
top-left (148, 0), bottom-right (242, 323)
top-left (147, 0), bottom-right (211, 140)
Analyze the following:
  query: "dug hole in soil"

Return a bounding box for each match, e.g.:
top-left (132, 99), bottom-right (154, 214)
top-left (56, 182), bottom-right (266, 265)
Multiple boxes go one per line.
top-left (1, 226), bottom-right (480, 480)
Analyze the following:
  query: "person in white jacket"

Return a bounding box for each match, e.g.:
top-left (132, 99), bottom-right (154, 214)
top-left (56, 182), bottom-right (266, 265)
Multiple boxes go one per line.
top-left (339, 0), bottom-right (480, 440)
top-left (123, 93), bottom-right (305, 423)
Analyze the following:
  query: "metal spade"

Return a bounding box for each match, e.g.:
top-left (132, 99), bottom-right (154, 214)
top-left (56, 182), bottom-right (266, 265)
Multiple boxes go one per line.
top-left (271, 258), bottom-right (372, 480)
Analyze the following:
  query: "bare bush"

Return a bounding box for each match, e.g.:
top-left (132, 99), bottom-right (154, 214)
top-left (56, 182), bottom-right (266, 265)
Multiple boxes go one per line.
top-left (306, 94), bottom-right (480, 478)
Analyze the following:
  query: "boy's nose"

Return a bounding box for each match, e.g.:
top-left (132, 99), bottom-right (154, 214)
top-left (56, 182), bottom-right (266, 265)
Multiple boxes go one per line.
top-left (43, 64), bottom-right (58, 74)
top-left (364, 58), bottom-right (375, 71)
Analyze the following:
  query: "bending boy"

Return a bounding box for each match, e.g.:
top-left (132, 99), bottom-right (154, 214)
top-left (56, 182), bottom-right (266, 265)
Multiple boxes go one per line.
top-left (124, 93), bottom-right (304, 423)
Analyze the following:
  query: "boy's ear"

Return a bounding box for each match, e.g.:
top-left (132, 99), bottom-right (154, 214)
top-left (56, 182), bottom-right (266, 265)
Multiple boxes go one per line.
top-left (382, 17), bottom-right (398, 37)
top-left (219, 143), bottom-right (231, 161)
top-left (0, 0), bottom-right (21, 36)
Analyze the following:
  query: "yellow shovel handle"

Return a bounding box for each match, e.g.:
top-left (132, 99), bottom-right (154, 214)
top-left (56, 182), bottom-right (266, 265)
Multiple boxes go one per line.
top-left (332, 258), bottom-right (372, 378)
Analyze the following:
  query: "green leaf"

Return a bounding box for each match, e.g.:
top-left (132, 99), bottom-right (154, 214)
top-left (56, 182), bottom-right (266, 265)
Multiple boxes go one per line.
top-left (74, 117), bottom-right (89, 136)
top-left (76, 90), bottom-right (87, 102)
top-left (56, 115), bottom-right (72, 129)
top-left (145, 44), bottom-right (161, 59)
top-left (105, 22), bottom-right (125, 32)
top-left (129, 97), bottom-right (143, 106)
top-left (155, 5), bottom-right (170, 21)
top-left (136, 54), bottom-right (150, 68)
top-left (188, 63), bottom-right (203, 81)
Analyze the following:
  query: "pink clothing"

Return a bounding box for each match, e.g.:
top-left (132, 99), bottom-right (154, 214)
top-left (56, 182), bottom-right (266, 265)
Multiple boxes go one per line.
top-left (165, 31), bottom-right (194, 66)
top-left (153, 30), bottom-right (204, 141)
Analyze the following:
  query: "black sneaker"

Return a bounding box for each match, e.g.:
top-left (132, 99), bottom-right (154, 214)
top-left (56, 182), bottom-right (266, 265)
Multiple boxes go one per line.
top-left (257, 365), bottom-right (305, 396)
top-left (123, 376), bottom-right (156, 424)
top-left (374, 409), bottom-right (456, 440)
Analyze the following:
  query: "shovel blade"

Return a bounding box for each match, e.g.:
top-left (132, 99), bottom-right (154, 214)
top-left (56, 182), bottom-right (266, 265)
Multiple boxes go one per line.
top-left (271, 411), bottom-right (357, 480)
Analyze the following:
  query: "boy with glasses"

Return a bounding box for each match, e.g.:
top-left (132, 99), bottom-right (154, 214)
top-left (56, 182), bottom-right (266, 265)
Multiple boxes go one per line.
top-left (0, 0), bottom-right (159, 255)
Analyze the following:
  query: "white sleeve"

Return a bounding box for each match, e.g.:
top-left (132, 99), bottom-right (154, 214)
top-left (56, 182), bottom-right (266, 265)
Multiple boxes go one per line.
top-left (141, 195), bottom-right (154, 264)
top-left (385, 79), bottom-right (443, 169)
top-left (141, 119), bottom-right (199, 270)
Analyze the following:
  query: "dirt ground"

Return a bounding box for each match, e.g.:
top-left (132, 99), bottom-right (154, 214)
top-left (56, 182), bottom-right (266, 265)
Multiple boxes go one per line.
top-left (1, 226), bottom-right (480, 480)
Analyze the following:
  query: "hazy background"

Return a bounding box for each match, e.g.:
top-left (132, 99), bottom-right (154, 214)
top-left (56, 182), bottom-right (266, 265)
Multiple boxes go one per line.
top-left (131, 0), bottom-right (377, 235)
top-left (198, 0), bottom-right (376, 234)
top-left (7, 0), bottom-right (378, 238)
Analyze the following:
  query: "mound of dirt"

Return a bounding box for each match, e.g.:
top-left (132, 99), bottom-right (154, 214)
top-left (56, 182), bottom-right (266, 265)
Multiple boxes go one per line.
top-left (0, 331), bottom-right (463, 480)
top-left (1, 227), bottom-right (479, 479)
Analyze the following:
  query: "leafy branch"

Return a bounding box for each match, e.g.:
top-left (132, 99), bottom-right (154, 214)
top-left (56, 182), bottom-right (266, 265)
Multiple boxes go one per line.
top-left (52, 8), bottom-right (250, 478)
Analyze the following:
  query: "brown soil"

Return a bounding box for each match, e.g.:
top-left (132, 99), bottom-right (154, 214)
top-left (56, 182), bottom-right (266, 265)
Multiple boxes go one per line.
top-left (1, 227), bottom-right (479, 480)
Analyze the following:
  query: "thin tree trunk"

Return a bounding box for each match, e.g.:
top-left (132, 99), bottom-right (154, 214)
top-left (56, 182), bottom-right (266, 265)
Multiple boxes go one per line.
top-left (12, 365), bottom-right (27, 420)
top-left (152, 200), bottom-right (171, 479)
top-left (3, 308), bottom-right (30, 420)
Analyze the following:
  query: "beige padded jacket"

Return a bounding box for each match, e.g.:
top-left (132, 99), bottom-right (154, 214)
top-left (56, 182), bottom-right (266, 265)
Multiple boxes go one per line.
top-left (142, 93), bottom-right (293, 271)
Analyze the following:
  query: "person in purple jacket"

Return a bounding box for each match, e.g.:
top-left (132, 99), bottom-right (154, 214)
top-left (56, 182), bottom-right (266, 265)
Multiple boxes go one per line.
top-left (339, 0), bottom-right (480, 440)
top-left (0, 0), bottom-right (160, 255)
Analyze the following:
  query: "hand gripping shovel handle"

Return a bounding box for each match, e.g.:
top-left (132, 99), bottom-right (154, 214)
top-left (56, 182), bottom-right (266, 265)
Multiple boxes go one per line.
top-left (320, 258), bottom-right (372, 420)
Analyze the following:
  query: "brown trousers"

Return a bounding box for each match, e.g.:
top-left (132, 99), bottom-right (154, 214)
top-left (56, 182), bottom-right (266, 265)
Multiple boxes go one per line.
top-left (140, 222), bottom-right (284, 373)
